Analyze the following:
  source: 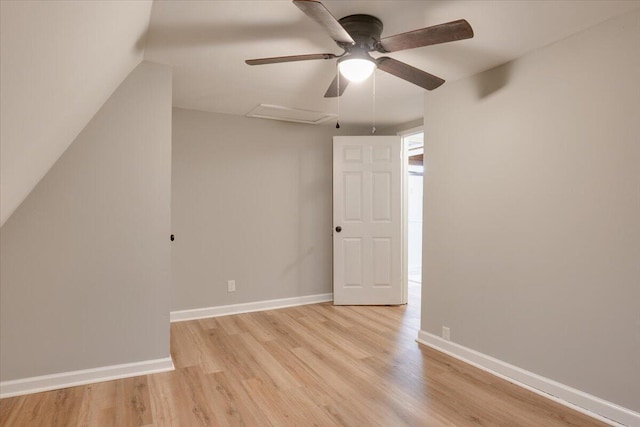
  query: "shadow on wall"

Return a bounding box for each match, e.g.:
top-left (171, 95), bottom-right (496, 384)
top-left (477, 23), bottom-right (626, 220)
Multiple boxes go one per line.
top-left (472, 61), bottom-right (513, 99)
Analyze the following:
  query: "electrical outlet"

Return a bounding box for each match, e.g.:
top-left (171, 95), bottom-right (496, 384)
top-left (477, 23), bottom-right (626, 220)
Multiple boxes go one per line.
top-left (227, 280), bottom-right (236, 292)
top-left (442, 326), bottom-right (451, 341)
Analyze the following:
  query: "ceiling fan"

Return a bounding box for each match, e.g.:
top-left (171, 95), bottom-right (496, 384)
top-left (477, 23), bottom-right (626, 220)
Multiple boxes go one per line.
top-left (246, 0), bottom-right (474, 97)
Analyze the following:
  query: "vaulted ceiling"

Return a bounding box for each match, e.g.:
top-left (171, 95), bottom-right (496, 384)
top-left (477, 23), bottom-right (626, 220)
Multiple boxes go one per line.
top-left (1, 1), bottom-right (152, 225)
top-left (2, 0), bottom-right (639, 226)
top-left (144, 0), bottom-right (639, 126)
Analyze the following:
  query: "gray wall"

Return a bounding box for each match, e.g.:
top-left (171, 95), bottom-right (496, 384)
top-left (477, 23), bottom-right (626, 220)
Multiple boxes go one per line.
top-left (0, 61), bottom-right (172, 381)
top-left (378, 118), bottom-right (424, 136)
top-left (421, 11), bottom-right (639, 411)
top-left (171, 109), bottom-right (375, 311)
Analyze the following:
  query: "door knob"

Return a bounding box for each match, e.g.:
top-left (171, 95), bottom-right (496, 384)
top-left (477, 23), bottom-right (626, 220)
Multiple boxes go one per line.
top-left (335, 226), bottom-right (342, 233)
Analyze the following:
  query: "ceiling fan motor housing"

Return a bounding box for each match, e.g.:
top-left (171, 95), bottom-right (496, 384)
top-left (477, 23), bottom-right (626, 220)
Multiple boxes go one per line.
top-left (338, 14), bottom-right (383, 51)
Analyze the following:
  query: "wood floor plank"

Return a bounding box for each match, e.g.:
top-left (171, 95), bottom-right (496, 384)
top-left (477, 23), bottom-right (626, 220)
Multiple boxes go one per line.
top-left (261, 340), bottom-right (382, 427)
top-left (170, 321), bottom-right (224, 373)
top-left (250, 310), bottom-right (302, 349)
top-left (306, 304), bottom-right (353, 329)
top-left (147, 370), bottom-right (184, 426)
top-left (296, 315), bottom-right (371, 360)
top-left (204, 370), bottom-right (267, 427)
top-left (0, 394), bottom-right (25, 426)
top-left (0, 285), bottom-right (610, 426)
top-left (237, 332), bottom-right (302, 391)
top-left (290, 347), bottom-right (390, 426)
top-left (216, 315), bottom-right (247, 336)
top-left (204, 326), bottom-right (264, 384)
top-left (113, 377), bottom-right (153, 427)
top-left (234, 312), bottom-right (276, 343)
top-left (76, 381), bottom-right (117, 426)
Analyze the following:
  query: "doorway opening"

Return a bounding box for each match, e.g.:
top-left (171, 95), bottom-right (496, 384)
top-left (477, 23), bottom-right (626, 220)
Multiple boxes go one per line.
top-left (402, 130), bottom-right (424, 305)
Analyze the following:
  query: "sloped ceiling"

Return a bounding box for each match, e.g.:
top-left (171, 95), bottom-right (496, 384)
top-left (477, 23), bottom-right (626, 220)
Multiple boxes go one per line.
top-left (144, 0), bottom-right (640, 128)
top-left (0, 0), bottom-right (153, 226)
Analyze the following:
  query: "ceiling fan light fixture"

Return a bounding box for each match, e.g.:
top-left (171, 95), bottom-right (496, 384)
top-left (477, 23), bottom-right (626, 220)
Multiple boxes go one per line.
top-left (247, 2), bottom-right (474, 96)
top-left (338, 57), bottom-right (376, 82)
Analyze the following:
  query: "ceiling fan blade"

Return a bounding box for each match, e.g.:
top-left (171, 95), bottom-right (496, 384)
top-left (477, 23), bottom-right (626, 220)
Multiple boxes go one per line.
top-left (324, 73), bottom-right (350, 98)
top-left (376, 57), bottom-right (445, 91)
top-left (293, 0), bottom-right (355, 45)
top-left (377, 19), bottom-right (473, 53)
top-left (246, 53), bottom-right (337, 65)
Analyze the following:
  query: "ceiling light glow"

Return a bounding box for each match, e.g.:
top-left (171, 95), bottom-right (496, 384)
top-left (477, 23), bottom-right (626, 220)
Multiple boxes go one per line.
top-left (339, 58), bottom-right (376, 82)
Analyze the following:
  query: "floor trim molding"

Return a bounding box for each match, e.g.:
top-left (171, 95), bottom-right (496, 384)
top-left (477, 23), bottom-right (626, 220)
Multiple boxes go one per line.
top-left (170, 293), bottom-right (334, 323)
top-left (0, 357), bottom-right (175, 399)
top-left (417, 330), bottom-right (638, 427)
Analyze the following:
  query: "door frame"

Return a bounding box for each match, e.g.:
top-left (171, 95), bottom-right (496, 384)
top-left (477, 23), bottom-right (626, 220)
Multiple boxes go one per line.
top-left (398, 125), bottom-right (424, 305)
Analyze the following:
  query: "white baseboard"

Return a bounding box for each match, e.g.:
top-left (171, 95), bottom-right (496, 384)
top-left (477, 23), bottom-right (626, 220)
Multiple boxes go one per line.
top-left (0, 356), bottom-right (174, 399)
top-left (170, 292), bottom-right (334, 323)
top-left (416, 331), bottom-right (639, 427)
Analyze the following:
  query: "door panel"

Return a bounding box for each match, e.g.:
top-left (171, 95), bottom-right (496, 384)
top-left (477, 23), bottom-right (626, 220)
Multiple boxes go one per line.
top-left (343, 238), bottom-right (363, 287)
top-left (343, 172), bottom-right (363, 221)
top-left (372, 172), bottom-right (392, 221)
top-left (373, 238), bottom-right (392, 286)
top-left (333, 136), bottom-right (402, 305)
top-left (343, 145), bottom-right (363, 162)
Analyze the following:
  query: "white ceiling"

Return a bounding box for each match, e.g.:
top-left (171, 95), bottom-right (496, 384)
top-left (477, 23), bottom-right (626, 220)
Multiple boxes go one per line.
top-left (0, 0), bottom-right (152, 226)
top-left (144, 0), bottom-right (639, 127)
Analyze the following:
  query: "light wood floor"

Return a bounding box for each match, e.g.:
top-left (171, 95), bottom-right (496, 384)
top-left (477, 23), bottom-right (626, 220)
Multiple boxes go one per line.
top-left (1, 285), bottom-right (606, 426)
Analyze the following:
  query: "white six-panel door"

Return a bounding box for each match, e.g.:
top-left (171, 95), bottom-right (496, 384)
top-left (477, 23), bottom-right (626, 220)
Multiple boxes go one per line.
top-left (333, 136), bottom-right (402, 305)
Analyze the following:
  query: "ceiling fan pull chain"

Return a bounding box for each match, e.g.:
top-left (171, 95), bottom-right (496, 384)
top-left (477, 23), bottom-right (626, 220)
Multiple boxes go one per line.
top-left (336, 63), bottom-right (341, 129)
top-left (372, 71), bottom-right (376, 134)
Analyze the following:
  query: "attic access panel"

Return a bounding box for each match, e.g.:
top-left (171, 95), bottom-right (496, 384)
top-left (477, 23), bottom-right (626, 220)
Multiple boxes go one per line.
top-left (246, 104), bottom-right (336, 125)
